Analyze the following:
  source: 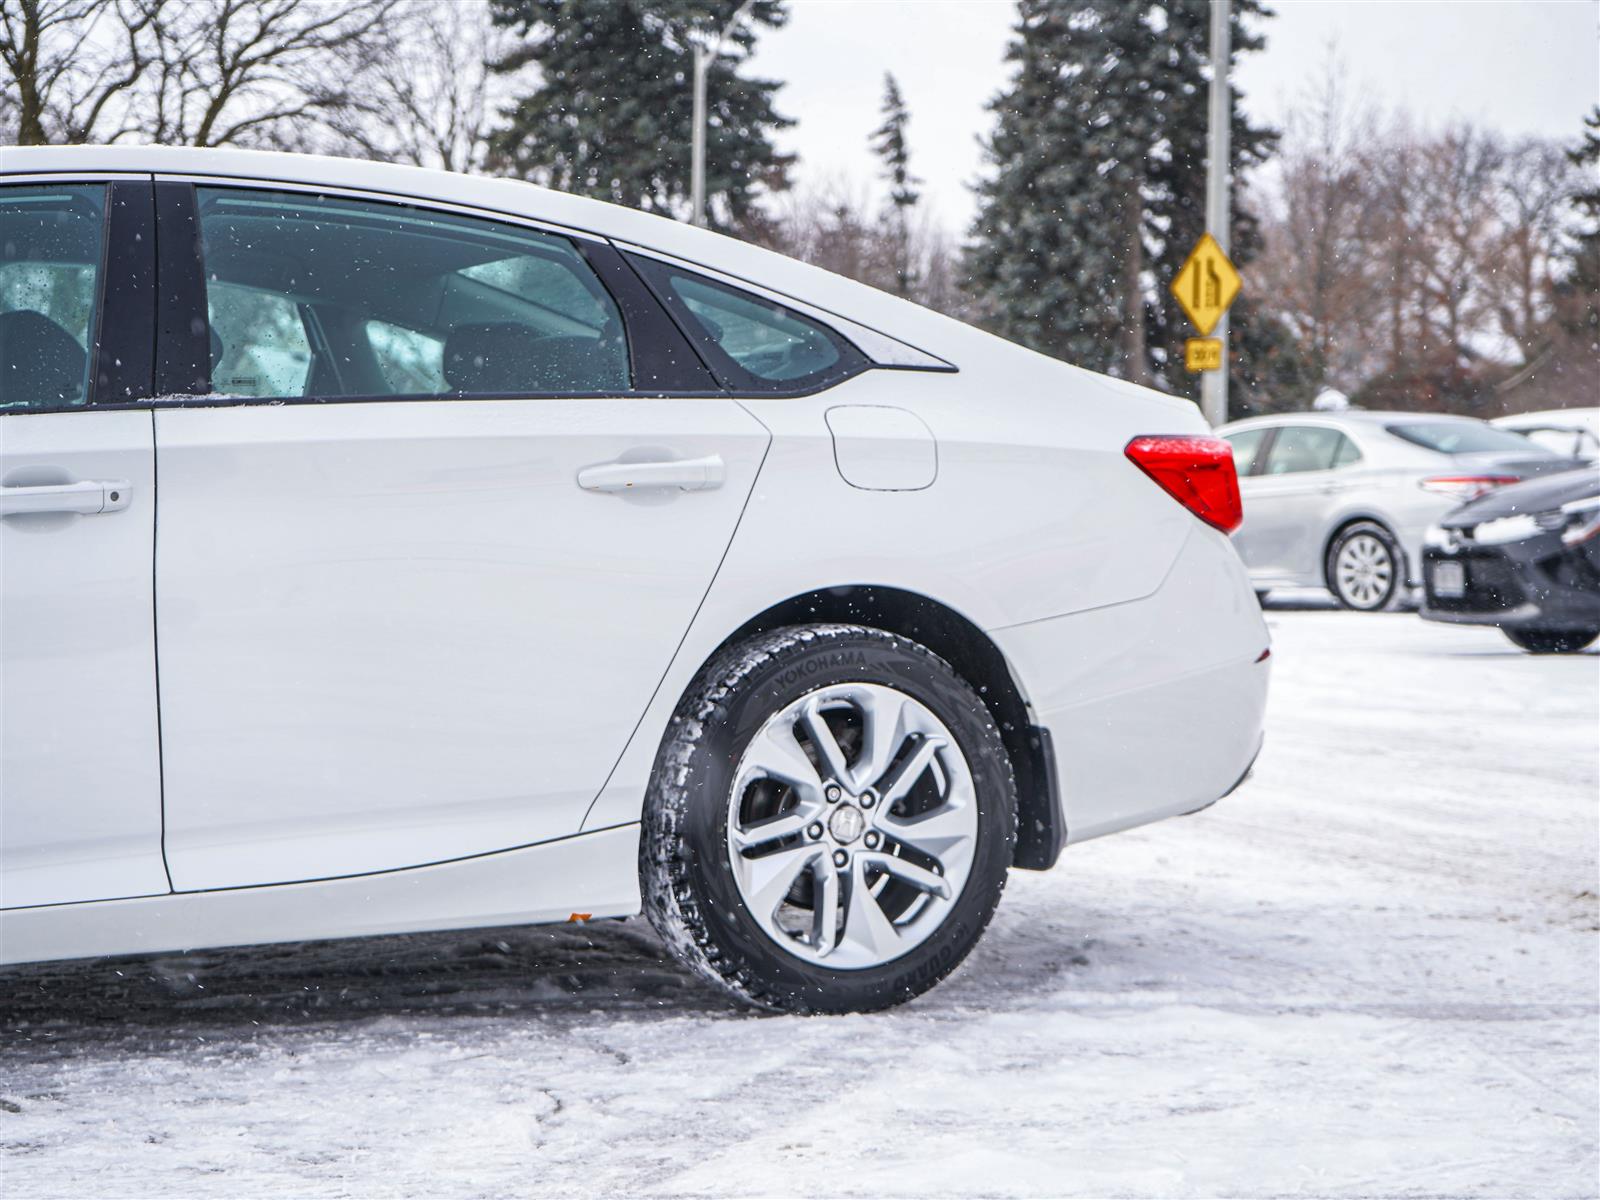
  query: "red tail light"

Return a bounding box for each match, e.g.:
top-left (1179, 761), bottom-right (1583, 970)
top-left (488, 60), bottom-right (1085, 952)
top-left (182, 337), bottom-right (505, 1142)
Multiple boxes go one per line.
top-left (1125, 435), bottom-right (1243, 534)
top-left (1419, 475), bottom-right (1518, 502)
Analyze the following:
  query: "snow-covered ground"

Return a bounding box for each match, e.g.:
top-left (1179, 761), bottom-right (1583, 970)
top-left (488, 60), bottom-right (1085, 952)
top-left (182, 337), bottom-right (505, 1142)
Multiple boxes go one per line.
top-left (3, 610), bottom-right (1596, 1199)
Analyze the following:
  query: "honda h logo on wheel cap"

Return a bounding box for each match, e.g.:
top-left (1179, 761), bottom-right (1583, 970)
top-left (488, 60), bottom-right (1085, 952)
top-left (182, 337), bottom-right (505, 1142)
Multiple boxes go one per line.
top-left (828, 804), bottom-right (866, 844)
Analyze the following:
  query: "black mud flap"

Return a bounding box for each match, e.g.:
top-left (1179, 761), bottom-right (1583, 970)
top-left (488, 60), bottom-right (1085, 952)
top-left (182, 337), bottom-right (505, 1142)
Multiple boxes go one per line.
top-left (1012, 725), bottom-right (1067, 871)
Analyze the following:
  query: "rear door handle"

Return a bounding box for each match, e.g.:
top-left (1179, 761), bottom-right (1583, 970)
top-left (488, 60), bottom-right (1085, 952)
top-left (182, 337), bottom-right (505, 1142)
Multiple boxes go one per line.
top-left (577, 455), bottom-right (725, 494)
top-left (0, 480), bottom-right (131, 516)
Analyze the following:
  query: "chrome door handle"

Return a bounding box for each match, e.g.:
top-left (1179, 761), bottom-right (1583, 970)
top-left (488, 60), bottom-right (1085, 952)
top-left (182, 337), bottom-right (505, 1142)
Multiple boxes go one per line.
top-left (577, 455), bottom-right (725, 493)
top-left (0, 479), bottom-right (131, 516)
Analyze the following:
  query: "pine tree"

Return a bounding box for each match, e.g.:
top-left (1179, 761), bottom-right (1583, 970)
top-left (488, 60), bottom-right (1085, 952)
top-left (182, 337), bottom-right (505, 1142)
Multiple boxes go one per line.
top-left (964, 0), bottom-right (1276, 400)
top-left (488, 0), bottom-right (794, 232)
top-left (1557, 106), bottom-right (1600, 345)
top-left (870, 72), bottom-right (921, 297)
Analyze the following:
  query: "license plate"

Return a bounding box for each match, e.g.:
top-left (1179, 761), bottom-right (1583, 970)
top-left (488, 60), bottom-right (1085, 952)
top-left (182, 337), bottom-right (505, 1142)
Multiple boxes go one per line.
top-left (1432, 560), bottom-right (1466, 598)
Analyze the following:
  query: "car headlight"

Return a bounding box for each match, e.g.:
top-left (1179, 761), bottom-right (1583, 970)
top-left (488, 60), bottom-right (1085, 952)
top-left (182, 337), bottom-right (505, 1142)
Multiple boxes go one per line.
top-left (1471, 513), bottom-right (1541, 545)
top-left (1560, 495), bottom-right (1600, 546)
top-left (1423, 524), bottom-right (1452, 550)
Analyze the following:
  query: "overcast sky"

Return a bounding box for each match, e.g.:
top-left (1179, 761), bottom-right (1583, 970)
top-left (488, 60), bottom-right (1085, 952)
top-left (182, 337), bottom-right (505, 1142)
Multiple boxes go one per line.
top-left (747, 0), bottom-right (1600, 233)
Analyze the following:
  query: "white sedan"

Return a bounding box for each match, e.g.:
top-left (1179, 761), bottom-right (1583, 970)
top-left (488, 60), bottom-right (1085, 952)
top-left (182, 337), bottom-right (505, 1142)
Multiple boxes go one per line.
top-left (0, 146), bottom-right (1269, 1013)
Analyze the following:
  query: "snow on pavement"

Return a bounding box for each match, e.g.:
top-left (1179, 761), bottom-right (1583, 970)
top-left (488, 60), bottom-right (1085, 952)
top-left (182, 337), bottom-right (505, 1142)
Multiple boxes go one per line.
top-left (2, 610), bottom-right (1596, 1198)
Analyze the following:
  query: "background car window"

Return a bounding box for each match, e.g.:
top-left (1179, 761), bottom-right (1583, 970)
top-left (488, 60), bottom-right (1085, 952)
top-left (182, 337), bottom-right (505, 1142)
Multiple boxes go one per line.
top-left (1331, 433), bottom-right (1362, 468)
top-left (195, 188), bottom-right (629, 399)
top-left (1263, 426), bottom-right (1344, 474)
top-left (1386, 422), bottom-right (1544, 455)
top-left (0, 184), bottom-right (105, 411)
top-left (1224, 428), bottom-right (1268, 475)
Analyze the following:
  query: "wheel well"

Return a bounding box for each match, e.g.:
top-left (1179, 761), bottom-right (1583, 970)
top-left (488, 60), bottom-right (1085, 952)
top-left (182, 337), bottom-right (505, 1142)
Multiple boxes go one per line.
top-left (714, 585), bottom-right (1064, 870)
top-left (1323, 515), bottom-right (1408, 586)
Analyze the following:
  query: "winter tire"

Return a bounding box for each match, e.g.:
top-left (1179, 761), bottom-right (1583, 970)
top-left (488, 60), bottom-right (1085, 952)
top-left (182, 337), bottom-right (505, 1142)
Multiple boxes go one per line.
top-left (641, 623), bottom-right (1018, 1014)
top-left (1326, 521), bottom-right (1405, 612)
top-left (1503, 627), bottom-right (1600, 654)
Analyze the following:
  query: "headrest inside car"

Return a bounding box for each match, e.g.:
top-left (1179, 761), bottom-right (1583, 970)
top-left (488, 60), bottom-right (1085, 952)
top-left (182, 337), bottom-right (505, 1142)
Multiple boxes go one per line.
top-left (0, 309), bottom-right (87, 407)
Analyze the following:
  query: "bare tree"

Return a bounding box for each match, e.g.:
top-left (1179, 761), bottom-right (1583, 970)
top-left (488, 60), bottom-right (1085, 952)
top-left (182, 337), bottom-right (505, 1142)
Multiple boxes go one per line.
top-left (759, 178), bottom-right (964, 318)
top-left (2, 0), bottom-right (400, 149)
top-left (1486, 137), bottom-right (1583, 361)
top-left (0, 0), bottom-right (164, 144)
top-left (331, 0), bottom-right (527, 172)
top-left (1253, 56), bottom-right (1385, 393)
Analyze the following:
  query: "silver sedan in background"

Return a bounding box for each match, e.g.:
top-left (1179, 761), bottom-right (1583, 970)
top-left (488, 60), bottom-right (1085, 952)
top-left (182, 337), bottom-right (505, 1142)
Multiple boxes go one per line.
top-left (1217, 412), bottom-right (1570, 611)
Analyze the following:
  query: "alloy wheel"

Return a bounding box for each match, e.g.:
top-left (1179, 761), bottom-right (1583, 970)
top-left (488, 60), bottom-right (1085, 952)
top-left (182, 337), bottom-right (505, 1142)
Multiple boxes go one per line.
top-left (726, 683), bottom-right (978, 970)
top-left (1334, 532), bottom-right (1395, 609)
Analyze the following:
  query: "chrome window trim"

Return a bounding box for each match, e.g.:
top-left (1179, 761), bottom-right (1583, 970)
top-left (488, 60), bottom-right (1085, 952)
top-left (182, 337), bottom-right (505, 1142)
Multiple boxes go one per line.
top-left (153, 173), bottom-right (608, 245)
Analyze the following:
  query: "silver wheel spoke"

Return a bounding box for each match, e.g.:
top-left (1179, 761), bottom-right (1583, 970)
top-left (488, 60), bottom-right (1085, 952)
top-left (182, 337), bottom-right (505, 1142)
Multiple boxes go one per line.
top-left (743, 843), bottom-right (823, 919)
top-left (797, 697), bottom-right (853, 786)
top-left (746, 722), bottom-right (825, 803)
top-left (731, 805), bottom-right (820, 853)
top-left (812, 862), bottom-right (842, 957)
top-left (875, 800), bottom-right (971, 864)
top-left (877, 733), bottom-right (945, 808)
top-left (856, 690), bottom-right (907, 791)
top-left (843, 858), bottom-right (902, 960)
top-left (857, 851), bottom-right (952, 899)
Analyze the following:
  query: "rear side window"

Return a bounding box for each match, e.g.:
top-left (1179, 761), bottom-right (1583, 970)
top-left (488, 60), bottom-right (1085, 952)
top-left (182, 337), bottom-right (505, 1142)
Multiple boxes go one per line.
top-left (1263, 426), bottom-right (1345, 475)
top-left (1386, 422), bottom-right (1546, 456)
top-left (195, 187), bottom-right (629, 400)
top-left (0, 184), bottom-right (105, 411)
top-left (629, 255), bottom-right (864, 393)
top-left (1224, 428), bottom-right (1268, 475)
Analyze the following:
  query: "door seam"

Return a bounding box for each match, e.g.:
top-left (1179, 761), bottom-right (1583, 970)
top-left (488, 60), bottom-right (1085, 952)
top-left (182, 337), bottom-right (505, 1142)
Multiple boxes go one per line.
top-left (150, 407), bottom-right (175, 893)
top-left (576, 403), bottom-right (773, 831)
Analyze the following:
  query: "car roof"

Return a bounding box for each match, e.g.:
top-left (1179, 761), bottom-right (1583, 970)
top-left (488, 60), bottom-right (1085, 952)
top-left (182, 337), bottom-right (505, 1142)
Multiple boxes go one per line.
top-left (0, 143), bottom-right (994, 371)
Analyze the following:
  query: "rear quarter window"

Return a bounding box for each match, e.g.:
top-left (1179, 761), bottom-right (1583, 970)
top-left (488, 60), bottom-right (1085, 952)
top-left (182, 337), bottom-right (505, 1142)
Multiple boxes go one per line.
top-left (628, 255), bottom-right (866, 394)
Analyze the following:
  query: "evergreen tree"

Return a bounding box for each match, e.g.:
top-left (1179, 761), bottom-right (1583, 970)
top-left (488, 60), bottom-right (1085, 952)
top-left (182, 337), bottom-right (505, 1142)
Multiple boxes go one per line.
top-left (870, 72), bottom-right (921, 296)
top-left (488, 0), bottom-right (793, 232)
top-left (1556, 106), bottom-right (1600, 345)
top-left (964, 0), bottom-right (1275, 401)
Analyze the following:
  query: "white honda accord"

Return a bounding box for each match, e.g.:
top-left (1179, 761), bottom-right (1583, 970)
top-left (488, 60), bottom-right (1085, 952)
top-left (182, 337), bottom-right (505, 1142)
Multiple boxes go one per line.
top-left (0, 146), bottom-right (1268, 1013)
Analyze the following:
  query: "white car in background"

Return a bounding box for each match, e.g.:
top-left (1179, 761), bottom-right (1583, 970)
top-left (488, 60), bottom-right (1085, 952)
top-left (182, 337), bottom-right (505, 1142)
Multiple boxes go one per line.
top-left (1492, 407), bottom-right (1600, 463)
top-left (1218, 412), bottom-right (1569, 611)
top-left (0, 145), bottom-right (1268, 1013)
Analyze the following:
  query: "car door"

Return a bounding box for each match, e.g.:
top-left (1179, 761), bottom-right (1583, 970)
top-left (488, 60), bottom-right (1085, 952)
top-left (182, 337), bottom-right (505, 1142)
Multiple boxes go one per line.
top-left (1236, 425), bottom-right (1352, 584)
top-left (0, 177), bottom-right (166, 908)
top-left (152, 181), bottom-right (769, 891)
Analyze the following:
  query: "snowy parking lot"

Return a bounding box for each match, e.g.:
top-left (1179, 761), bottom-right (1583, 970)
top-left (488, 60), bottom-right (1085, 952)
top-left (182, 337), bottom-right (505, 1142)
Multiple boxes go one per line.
top-left (2, 609), bottom-right (1596, 1199)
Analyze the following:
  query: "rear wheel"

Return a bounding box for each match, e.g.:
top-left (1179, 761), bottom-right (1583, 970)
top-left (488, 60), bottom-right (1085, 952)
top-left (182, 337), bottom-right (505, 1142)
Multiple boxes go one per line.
top-left (641, 624), bottom-right (1017, 1014)
top-left (1503, 627), bottom-right (1600, 654)
top-left (1326, 521), bottom-right (1405, 612)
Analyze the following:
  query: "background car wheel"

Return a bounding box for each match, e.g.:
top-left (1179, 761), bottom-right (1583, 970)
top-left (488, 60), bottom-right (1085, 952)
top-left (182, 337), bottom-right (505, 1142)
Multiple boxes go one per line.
top-left (1503, 627), bottom-right (1600, 654)
top-left (641, 623), bottom-right (1018, 1015)
top-left (1326, 521), bottom-right (1406, 612)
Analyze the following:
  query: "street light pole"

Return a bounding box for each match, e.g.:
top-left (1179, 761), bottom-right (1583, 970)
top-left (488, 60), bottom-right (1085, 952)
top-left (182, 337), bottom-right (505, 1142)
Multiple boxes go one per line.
top-left (689, 0), bottom-right (754, 228)
top-left (1201, 0), bottom-right (1232, 428)
top-left (691, 44), bottom-right (709, 227)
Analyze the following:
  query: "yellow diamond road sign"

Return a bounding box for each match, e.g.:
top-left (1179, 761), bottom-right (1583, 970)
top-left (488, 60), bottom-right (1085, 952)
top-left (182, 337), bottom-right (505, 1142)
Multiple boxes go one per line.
top-left (1171, 232), bottom-right (1241, 337)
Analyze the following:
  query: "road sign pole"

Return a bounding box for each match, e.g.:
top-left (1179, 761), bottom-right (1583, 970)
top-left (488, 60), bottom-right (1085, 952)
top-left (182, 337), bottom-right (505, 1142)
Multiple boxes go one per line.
top-left (1201, 0), bottom-right (1232, 428)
